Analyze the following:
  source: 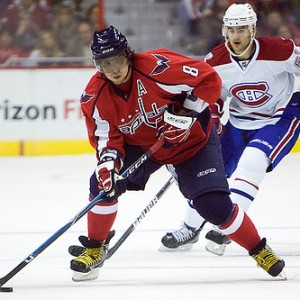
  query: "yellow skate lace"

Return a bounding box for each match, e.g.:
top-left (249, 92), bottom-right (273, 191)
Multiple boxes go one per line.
top-left (253, 246), bottom-right (280, 271)
top-left (74, 247), bottom-right (105, 268)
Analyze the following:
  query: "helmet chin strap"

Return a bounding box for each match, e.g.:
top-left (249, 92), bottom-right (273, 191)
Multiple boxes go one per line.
top-left (225, 32), bottom-right (255, 58)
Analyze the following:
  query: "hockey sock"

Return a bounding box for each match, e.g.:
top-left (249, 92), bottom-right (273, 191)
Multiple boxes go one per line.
top-left (230, 177), bottom-right (259, 211)
top-left (219, 204), bottom-right (260, 251)
top-left (88, 198), bottom-right (118, 241)
top-left (230, 147), bottom-right (269, 211)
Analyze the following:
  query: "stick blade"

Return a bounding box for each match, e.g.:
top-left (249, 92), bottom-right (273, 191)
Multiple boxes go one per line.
top-left (0, 286), bottom-right (13, 292)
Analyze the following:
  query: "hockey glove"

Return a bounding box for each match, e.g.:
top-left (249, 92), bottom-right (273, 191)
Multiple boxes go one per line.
top-left (209, 98), bottom-right (224, 135)
top-left (96, 150), bottom-right (127, 201)
top-left (158, 106), bottom-right (197, 147)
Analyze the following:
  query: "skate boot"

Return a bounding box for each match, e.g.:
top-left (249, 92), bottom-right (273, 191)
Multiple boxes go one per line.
top-left (68, 244), bottom-right (85, 257)
top-left (159, 222), bottom-right (206, 252)
top-left (205, 229), bottom-right (231, 256)
top-left (249, 238), bottom-right (286, 278)
top-left (70, 231), bottom-right (114, 282)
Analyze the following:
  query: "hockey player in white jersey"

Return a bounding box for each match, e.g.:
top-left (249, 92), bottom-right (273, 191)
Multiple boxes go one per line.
top-left (160, 2), bottom-right (300, 255)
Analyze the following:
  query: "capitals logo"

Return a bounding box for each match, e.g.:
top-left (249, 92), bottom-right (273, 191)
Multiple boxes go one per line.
top-left (231, 81), bottom-right (272, 107)
top-left (150, 54), bottom-right (170, 75)
top-left (80, 91), bottom-right (94, 103)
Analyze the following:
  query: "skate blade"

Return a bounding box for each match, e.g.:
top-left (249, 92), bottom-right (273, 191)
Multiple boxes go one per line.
top-left (72, 268), bottom-right (100, 282)
top-left (158, 244), bottom-right (193, 252)
top-left (278, 270), bottom-right (287, 280)
top-left (205, 241), bottom-right (226, 256)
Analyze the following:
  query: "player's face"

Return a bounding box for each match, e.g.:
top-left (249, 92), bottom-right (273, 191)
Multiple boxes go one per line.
top-left (97, 53), bottom-right (131, 84)
top-left (227, 26), bottom-right (252, 56)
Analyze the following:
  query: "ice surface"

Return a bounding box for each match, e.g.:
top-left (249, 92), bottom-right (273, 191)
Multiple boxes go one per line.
top-left (0, 154), bottom-right (299, 299)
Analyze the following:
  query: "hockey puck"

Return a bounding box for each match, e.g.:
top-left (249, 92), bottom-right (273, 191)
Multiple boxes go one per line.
top-left (0, 287), bottom-right (13, 292)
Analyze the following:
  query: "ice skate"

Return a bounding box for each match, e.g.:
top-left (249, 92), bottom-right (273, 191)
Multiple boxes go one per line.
top-left (249, 238), bottom-right (286, 279)
top-left (205, 229), bottom-right (232, 256)
top-left (70, 231), bottom-right (114, 282)
top-left (159, 222), bottom-right (205, 252)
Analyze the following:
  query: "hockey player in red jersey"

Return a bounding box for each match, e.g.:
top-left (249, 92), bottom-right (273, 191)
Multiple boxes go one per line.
top-left (69, 25), bottom-right (285, 281)
top-left (161, 3), bottom-right (300, 256)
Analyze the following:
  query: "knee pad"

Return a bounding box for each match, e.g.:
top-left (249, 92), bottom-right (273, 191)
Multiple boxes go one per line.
top-left (192, 191), bottom-right (233, 226)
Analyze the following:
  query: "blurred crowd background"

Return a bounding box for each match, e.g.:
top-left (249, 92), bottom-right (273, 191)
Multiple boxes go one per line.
top-left (0, 0), bottom-right (299, 67)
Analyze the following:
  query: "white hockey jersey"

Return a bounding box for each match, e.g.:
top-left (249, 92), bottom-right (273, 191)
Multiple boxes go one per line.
top-left (205, 37), bottom-right (300, 130)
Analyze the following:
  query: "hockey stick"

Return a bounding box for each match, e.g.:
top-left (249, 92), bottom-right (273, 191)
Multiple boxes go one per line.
top-left (0, 138), bottom-right (165, 289)
top-left (68, 176), bottom-right (175, 259)
top-left (107, 176), bottom-right (174, 258)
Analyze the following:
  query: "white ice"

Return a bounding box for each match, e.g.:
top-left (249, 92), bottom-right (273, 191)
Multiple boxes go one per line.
top-left (0, 153), bottom-right (299, 300)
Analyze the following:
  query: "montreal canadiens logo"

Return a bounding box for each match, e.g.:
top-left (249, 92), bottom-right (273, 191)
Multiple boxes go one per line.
top-left (231, 82), bottom-right (272, 107)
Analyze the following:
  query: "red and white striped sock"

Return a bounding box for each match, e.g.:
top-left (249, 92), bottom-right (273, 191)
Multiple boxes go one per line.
top-left (219, 204), bottom-right (260, 251)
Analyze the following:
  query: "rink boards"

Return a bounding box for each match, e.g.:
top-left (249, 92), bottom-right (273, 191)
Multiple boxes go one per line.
top-left (1, 68), bottom-right (300, 156)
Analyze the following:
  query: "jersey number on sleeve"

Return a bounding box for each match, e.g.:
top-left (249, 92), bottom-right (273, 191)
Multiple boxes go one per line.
top-left (183, 66), bottom-right (198, 77)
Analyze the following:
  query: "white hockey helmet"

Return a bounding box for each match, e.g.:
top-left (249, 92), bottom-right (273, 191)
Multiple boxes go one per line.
top-left (223, 3), bottom-right (257, 27)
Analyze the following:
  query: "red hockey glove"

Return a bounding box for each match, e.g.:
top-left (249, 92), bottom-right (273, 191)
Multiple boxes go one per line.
top-left (211, 113), bottom-right (222, 134)
top-left (158, 106), bottom-right (197, 147)
top-left (209, 99), bottom-right (224, 135)
top-left (96, 150), bottom-right (126, 201)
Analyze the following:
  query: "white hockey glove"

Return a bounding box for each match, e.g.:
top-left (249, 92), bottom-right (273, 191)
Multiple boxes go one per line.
top-left (96, 149), bottom-right (126, 201)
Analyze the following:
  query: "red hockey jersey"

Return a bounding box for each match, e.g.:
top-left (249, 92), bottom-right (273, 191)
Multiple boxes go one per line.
top-left (80, 48), bottom-right (222, 164)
